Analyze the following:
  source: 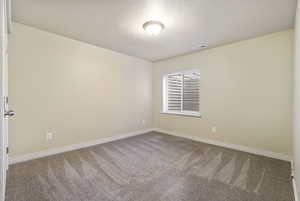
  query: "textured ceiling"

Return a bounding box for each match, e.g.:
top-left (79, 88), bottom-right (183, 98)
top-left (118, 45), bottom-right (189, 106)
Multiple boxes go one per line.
top-left (12, 0), bottom-right (296, 61)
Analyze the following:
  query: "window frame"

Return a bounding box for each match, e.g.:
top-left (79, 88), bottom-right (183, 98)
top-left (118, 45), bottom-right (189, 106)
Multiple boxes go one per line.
top-left (162, 69), bottom-right (201, 117)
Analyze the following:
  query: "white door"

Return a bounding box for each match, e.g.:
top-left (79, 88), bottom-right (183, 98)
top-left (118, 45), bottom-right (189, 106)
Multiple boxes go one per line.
top-left (0, 0), bottom-right (11, 200)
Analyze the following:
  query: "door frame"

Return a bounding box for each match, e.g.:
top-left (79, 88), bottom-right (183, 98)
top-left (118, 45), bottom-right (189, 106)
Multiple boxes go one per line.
top-left (0, 0), bottom-right (9, 200)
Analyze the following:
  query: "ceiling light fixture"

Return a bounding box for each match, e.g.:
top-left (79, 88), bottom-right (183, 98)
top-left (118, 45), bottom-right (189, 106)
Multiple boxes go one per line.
top-left (143, 21), bottom-right (164, 36)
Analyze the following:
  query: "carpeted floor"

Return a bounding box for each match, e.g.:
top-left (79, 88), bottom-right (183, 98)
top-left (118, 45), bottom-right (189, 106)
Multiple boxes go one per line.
top-left (6, 132), bottom-right (294, 201)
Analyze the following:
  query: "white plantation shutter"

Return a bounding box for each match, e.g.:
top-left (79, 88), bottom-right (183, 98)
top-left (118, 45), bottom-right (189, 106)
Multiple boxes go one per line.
top-left (183, 73), bottom-right (200, 112)
top-left (167, 74), bottom-right (182, 111)
top-left (164, 70), bottom-right (200, 116)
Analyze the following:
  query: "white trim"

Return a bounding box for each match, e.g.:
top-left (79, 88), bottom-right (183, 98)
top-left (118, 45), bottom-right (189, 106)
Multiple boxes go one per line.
top-left (291, 161), bottom-right (299, 201)
top-left (293, 179), bottom-right (299, 201)
top-left (9, 128), bottom-right (153, 164)
top-left (6, 0), bottom-right (11, 34)
top-left (160, 111), bottom-right (201, 118)
top-left (166, 69), bottom-right (200, 76)
top-left (9, 127), bottom-right (292, 164)
top-left (153, 128), bottom-right (292, 161)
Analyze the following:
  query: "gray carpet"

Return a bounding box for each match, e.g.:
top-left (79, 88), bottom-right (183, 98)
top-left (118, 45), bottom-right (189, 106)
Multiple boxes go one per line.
top-left (5, 132), bottom-right (294, 201)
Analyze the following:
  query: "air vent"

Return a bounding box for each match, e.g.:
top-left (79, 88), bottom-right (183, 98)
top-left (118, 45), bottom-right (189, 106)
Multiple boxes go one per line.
top-left (199, 44), bottom-right (208, 49)
top-left (191, 44), bottom-right (208, 51)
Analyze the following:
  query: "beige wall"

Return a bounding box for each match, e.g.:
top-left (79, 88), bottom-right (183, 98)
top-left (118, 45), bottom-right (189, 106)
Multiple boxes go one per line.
top-left (8, 23), bottom-right (152, 157)
top-left (153, 30), bottom-right (294, 156)
top-left (9, 23), bottom-right (294, 158)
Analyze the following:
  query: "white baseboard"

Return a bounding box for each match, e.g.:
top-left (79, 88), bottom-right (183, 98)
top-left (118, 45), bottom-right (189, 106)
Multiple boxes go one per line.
top-left (10, 127), bottom-right (292, 164)
top-left (153, 128), bottom-right (292, 162)
top-left (9, 128), bottom-right (153, 164)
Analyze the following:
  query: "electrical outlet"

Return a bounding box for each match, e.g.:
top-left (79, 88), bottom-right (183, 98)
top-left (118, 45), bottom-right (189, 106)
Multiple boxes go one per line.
top-left (46, 132), bottom-right (53, 141)
top-left (211, 126), bottom-right (217, 133)
top-left (142, 120), bottom-right (146, 126)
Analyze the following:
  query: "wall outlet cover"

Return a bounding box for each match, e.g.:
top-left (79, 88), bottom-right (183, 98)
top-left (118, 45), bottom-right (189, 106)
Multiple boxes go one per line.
top-left (46, 132), bottom-right (53, 141)
top-left (211, 126), bottom-right (217, 133)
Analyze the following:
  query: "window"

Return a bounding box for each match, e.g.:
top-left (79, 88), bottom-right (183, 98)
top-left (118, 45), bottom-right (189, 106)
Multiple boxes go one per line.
top-left (162, 70), bottom-right (200, 117)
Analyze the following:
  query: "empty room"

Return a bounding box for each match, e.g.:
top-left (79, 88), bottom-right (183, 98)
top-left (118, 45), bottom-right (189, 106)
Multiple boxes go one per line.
top-left (1, 0), bottom-right (300, 201)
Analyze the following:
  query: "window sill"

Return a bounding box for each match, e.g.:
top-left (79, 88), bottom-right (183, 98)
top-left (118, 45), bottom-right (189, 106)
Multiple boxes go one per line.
top-left (160, 111), bottom-right (202, 118)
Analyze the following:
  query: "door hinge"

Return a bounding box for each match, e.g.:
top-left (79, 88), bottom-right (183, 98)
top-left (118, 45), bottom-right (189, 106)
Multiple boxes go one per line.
top-left (6, 147), bottom-right (9, 154)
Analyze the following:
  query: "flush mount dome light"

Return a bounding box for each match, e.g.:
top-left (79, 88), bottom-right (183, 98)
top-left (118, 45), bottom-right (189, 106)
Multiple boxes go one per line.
top-left (143, 21), bottom-right (164, 36)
